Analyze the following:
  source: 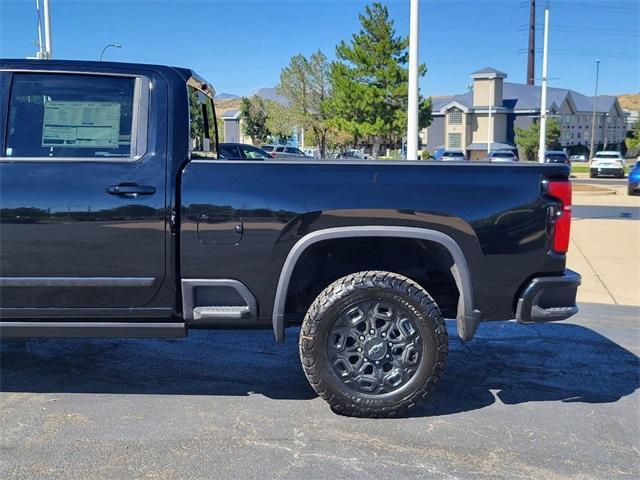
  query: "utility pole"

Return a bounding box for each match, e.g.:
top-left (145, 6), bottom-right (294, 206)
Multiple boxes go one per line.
top-left (589, 59), bottom-right (600, 157)
top-left (537, 5), bottom-right (549, 163)
top-left (406, 0), bottom-right (420, 160)
top-left (527, 0), bottom-right (535, 85)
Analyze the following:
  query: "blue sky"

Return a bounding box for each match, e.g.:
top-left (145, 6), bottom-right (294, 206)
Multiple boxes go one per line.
top-left (1, 0), bottom-right (638, 97)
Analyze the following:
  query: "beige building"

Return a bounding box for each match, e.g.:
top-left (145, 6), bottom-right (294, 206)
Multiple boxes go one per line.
top-left (422, 67), bottom-right (627, 159)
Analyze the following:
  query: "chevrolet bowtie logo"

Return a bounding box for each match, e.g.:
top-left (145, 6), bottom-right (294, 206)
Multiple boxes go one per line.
top-left (368, 342), bottom-right (384, 355)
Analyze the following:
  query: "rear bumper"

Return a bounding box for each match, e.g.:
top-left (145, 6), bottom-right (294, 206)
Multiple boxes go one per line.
top-left (591, 167), bottom-right (623, 176)
top-left (516, 269), bottom-right (581, 324)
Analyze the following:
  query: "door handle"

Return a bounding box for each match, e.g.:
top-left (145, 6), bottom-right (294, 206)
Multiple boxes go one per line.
top-left (106, 183), bottom-right (156, 198)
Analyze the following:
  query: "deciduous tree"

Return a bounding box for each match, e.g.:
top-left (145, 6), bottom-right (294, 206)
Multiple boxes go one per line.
top-left (278, 51), bottom-right (333, 157)
top-left (240, 96), bottom-right (269, 145)
top-left (515, 118), bottom-right (561, 160)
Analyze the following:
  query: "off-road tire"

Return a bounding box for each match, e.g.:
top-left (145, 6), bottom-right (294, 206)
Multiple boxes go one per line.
top-left (299, 271), bottom-right (448, 418)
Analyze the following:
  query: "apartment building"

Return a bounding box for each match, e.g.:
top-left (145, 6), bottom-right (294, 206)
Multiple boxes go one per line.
top-left (421, 67), bottom-right (626, 159)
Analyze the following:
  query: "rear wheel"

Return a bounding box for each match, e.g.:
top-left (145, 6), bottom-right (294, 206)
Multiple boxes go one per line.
top-left (299, 271), bottom-right (448, 418)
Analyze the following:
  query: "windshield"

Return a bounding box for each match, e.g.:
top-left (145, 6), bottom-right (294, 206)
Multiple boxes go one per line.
top-left (492, 152), bottom-right (514, 158)
top-left (444, 151), bottom-right (464, 157)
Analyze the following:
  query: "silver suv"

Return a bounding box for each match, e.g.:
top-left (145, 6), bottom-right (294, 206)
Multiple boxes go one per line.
top-left (260, 145), bottom-right (308, 159)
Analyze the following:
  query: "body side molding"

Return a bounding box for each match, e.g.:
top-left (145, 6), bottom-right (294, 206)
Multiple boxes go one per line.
top-left (0, 277), bottom-right (156, 287)
top-left (272, 226), bottom-right (482, 343)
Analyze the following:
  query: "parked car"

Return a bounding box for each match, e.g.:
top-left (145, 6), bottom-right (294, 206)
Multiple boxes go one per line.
top-left (219, 143), bottom-right (271, 160)
top-left (303, 148), bottom-right (321, 159)
top-left (544, 151), bottom-right (570, 165)
top-left (485, 150), bottom-right (518, 162)
top-left (0, 59), bottom-right (581, 418)
top-left (590, 151), bottom-right (625, 178)
top-left (569, 154), bottom-right (587, 162)
top-left (439, 150), bottom-right (467, 161)
top-left (260, 144), bottom-right (308, 159)
top-left (628, 161), bottom-right (640, 195)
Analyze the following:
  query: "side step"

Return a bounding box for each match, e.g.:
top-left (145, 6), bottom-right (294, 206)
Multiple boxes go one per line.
top-left (0, 322), bottom-right (186, 338)
top-left (193, 306), bottom-right (251, 321)
top-left (181, 279), bottom-right (258, 325)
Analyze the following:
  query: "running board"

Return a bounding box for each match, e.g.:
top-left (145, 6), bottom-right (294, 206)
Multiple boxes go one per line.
top-left (0, 322), bottom-right (186, 338)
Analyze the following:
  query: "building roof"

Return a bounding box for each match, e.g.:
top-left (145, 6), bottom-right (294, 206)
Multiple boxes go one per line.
top-left (434, 80), bottom-right (618, 115)
top-left (470, 67), bottom-right (507, 79)
top-left (221, 109), bottom-right (241, 119)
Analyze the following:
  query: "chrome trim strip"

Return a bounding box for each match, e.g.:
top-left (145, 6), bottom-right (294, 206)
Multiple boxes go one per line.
top-left (271, 226), bottom-right (480, 343)
top-left (0, 322), bottom-right (186, 338)
top-left (0, 307), bottom-right (173, 319)
top-left (0, 277), bottom-right (156, 287)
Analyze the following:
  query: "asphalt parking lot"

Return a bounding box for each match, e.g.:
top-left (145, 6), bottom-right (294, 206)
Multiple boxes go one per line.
top-left (1, 302), bottom-right (638, 480)
top-left (2, 177), bottom-right (639, 480)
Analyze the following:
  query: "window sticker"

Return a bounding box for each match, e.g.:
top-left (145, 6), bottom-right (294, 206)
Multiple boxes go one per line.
top-left (41, 101), bottom-right (121, 148)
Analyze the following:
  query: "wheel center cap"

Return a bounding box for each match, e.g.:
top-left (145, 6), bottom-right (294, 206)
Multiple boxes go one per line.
top-left (364, 337), bottom-right (387, 361)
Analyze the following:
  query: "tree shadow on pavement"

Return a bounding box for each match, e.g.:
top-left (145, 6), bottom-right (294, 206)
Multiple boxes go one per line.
top-left (1, 320), bottom-right (638, 416)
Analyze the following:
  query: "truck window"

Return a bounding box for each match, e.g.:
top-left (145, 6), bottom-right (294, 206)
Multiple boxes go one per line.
top-left (5, 73), bottom-right (140, 159)
top-left (188, 85), bottom-right (218, 158)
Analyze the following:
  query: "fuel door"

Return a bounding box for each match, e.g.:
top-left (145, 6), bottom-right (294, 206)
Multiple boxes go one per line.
top-left (197, 214), bottom-right (243, 245)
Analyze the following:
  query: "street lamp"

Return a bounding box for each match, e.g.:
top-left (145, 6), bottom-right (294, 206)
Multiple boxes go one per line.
top-left (100, 43), bottom-right (122, 61)
top-left (589, 59), bottom-right (600, 158)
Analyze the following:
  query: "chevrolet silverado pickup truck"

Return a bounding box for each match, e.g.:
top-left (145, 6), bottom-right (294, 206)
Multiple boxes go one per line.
top-left (0, 60), bottom-right (581, 417)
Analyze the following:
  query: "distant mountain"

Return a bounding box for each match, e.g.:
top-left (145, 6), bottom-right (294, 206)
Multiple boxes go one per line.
top-left (215, 92), bottom-right (240, 100)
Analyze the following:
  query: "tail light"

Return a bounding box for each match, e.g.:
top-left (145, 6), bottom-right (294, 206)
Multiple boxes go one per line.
top-left (547, 180), bottom-right (572, 253)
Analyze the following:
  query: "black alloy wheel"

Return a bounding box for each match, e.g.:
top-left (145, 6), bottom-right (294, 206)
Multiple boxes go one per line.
top-left (300, 271), bottom-right (448, 418)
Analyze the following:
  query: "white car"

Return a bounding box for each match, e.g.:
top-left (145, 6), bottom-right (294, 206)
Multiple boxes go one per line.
top-left (590, 151), bottom-right (625, 178)
top-left (440, 150), bottom-right (467, 161)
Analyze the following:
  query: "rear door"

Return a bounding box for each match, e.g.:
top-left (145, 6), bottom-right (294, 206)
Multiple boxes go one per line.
top-left (0, 69), bottom-right (168, 312)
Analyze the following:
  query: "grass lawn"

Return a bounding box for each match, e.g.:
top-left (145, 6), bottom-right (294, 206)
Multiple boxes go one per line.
top-left (571, 164), bottom-right (590, 174)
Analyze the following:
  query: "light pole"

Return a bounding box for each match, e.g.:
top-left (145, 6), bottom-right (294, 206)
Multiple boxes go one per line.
top-left (406, 0), bottom-right (420, 160)
top-left (100, 43), bottom-right (122, 61)
top-left (589, 59), bottom-right (600, 158)
top-left (537, 5), bottom-right (550, 163)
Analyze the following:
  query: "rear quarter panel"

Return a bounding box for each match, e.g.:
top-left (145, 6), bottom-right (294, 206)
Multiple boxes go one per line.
top-left (180, 160), bottom-right (568, 321)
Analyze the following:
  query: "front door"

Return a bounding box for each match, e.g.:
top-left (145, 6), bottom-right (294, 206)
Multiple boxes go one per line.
top-left (0, 70), bottom-right (167, 312)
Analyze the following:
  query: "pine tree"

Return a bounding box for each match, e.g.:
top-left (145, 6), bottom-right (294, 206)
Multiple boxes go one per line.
top-left (328, 2), bottom-right (431, 157)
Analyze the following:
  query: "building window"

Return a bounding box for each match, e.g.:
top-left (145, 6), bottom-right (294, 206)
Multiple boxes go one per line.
top-left (448, 133), bottom-right (462, 148)
top-left (448, 109), bottom-right (462, 125)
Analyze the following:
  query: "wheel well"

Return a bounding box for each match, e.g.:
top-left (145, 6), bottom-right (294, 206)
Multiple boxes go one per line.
top-left (284, 237), bottom-right (459, 320)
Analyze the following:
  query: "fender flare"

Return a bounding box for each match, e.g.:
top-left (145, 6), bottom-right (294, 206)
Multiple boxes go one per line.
top-left (272, 226), bottom-right (482, 343)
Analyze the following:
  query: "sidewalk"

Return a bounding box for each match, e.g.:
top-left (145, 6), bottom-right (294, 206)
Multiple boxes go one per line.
top-left (568, 185), bottom-right (640, 306)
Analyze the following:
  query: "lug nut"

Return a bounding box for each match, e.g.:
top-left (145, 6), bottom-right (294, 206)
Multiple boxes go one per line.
top-left (381, 332), bottom-right (386, 338)
top-left (385, 354), bottom-right (390, 359)
top-left (375, 360), bottom-right (380, 365)
top-left (369, 329), bottom-right (375, 334)
top-left (357, 347), bottom-right (362, 352)
top-left (359, 336), bottom-right (365, 341)
top-left (388, 343), bottom-right (392, 347)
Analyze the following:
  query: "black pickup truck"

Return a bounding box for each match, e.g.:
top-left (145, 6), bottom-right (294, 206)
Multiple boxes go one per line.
top-left (0, 60), bottom-right (580, 417)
